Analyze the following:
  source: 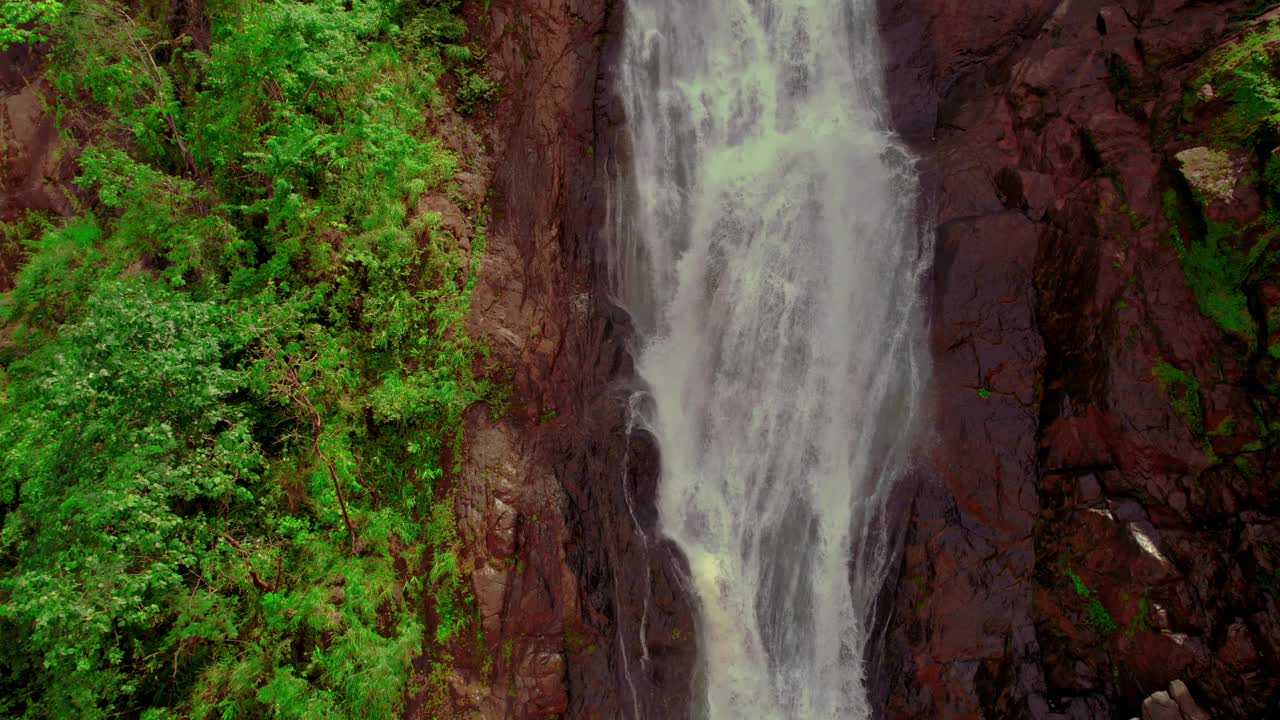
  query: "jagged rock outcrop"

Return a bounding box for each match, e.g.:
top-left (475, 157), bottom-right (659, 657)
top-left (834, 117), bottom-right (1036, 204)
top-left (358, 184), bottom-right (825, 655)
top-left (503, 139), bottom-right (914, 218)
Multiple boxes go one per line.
top-left (875, 0), bottom-right (1280, 717)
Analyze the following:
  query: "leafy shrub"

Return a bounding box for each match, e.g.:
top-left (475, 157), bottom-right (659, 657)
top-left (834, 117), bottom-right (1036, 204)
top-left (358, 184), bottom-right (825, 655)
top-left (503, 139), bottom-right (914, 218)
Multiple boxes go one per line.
top-left (0, 0), bottom-right (63, 50)
top-left (457, 73), bottom-right (499, 115)
top-left (0, 280), bottom-right (259, 718)
top-left (0, 0), bottom-right (489, 716)
top-left (1162, 190), bottom-right (1270, 343)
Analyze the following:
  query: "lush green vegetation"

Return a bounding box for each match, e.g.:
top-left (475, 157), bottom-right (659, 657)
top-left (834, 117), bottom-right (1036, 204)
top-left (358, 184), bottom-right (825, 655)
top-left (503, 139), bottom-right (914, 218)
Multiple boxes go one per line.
top-left (1177, 22), bottom-right (1280, 350)
top-left (1122, 587), bottom-right (1151, 640)
top-left (1172, 23), bottom-right (1280, 345)
top-left (1158, 19), bottom-right (1280, 471)
top-left (0, 0), bottom-right (494, 717)
top-left (1196, 20), bottom-right (1280, 147)
top-left (1163, 210), bottom-right (1264, 344)
top-left (0, 0), bottom-right (64, 49)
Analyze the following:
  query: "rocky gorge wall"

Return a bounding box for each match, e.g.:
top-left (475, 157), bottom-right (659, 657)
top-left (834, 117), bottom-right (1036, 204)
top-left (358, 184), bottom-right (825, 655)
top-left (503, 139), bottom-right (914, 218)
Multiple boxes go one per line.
top-left (427, 0), bottom-right (698, 716)
top-left (5, 0), bottom-right (1279, 718)
top-left (874, 0), bottom-right (1280, 718)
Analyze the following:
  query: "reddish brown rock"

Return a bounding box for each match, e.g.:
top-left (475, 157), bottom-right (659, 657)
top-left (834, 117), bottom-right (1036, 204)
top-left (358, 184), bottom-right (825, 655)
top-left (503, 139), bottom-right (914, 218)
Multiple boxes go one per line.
top-left (0, 44), bottom-right (73, 289)
top-left (875, 0), bottom-right (1280, 718)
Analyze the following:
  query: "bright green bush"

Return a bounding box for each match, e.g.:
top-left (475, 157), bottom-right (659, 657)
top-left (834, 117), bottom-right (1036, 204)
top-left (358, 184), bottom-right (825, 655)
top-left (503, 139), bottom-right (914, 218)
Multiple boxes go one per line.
top-left (1161, 193), bottom-right (1271, 344)
top-left (0, 0), bottom-right (488, 716)
top-left (0, 0), bottom-right (63, 50)
top-left (0, 281), bottom-right (257, 719)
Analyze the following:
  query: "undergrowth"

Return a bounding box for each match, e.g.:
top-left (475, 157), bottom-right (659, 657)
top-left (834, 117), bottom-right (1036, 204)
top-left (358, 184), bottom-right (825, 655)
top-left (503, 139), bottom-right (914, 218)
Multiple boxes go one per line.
top-left (1175, 21), bottom-right (1280, 351)
top-left (0, 0), bottom-right (64, 49)
top-left (1163, 23), bottom-right (1280, 468)
top-left (1193, 20), bottom-right (1280, 149)
top-left (0, 0), bottom-right (493, 717)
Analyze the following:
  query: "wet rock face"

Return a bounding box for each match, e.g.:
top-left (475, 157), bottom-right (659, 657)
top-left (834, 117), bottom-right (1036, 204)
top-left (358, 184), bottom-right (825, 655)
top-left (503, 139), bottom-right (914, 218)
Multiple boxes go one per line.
top-left (432, 0), bottom-right (697, 717)
top-left (0, 44), bottom-right (73, 289)
top-left (876, 0), bottom-right (1279, 718)
top-left (0, 44), bottom-right (71, 221)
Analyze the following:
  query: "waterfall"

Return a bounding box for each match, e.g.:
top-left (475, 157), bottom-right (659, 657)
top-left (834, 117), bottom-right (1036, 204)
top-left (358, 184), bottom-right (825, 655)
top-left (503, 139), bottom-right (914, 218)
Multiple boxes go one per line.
top-left (607, 0), bottom-right (930, 717)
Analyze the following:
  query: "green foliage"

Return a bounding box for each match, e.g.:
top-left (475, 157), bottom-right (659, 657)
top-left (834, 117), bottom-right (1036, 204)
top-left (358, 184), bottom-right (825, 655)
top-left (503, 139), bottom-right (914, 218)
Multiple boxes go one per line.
top-left (1175, 20), bottom-right (1280, 441)
top-left (426, 499), bottom-right (468, 644)
top-left (1163, 189), bottom-right (1186, 255)
top-left (1153, 359), bottom-right (1205, 435)
top-left (0, 281), bottom-right (257, 719)
top-left (0, 0), bottom-right (488, 717)
top-left (1179, 221), bottom-right (1259, 342)
top-left (1063, 568), bottom-right (1118, 636)
top-left (1162, 190), bottom-right (1270, 342)
top-left (457, 73), bottom-right (499, 115)
top-left (977, 387), bottom-right (992, 399)
top-left (1195, 21), bottom-right (1280, 147)
top-left (1265, 152), bottom-right (1280, 198)
top-left (0, 0), bottom-right (63, 50)
top-left (1209, 415), bottom-right (1238, 437)
top-left (393, 0), bottom-right (498, 114)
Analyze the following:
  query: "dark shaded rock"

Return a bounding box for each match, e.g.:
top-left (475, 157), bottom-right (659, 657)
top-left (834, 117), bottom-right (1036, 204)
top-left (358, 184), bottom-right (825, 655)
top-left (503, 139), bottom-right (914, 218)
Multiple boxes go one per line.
top-left (1170, 679), bottom-right (1211, 720)
top-left (875, 0), bottom-right (1279, 717)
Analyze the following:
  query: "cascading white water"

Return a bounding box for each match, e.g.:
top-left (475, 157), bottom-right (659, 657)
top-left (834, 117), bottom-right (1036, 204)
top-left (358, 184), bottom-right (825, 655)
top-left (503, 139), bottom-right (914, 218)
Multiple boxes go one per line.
top-left (607, 0), bottom-right (929, 717)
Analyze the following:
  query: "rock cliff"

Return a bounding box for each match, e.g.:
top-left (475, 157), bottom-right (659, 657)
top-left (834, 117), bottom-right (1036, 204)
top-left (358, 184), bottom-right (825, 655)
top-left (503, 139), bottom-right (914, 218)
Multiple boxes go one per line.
top-left (448, 0), bottom-right (1280, 716)
top-left (875, 0), bottom-right (1280, 717)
